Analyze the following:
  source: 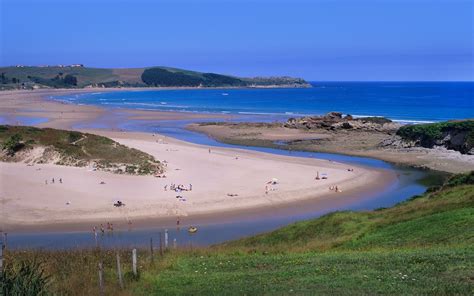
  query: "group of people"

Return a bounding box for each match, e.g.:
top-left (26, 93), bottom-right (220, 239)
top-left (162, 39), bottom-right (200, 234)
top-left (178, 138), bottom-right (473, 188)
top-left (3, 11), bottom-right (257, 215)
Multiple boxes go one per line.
top-left (45, 177), bottom-right (62, 185)
top-left (164, 183), bottom-right (193, 192)
top-left (93, 222), bottom-right (114, 235)
top-left (329, 185), bottom-right (342, 193)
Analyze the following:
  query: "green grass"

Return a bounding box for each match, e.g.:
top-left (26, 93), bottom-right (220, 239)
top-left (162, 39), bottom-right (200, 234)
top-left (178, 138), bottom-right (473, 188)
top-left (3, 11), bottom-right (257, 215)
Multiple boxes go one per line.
top-left (139, 247), bottom-right (473, 295)
top-left (0, 125), bottom-right (162, 175)
top-left (6, 172), bottom-right (474, 295)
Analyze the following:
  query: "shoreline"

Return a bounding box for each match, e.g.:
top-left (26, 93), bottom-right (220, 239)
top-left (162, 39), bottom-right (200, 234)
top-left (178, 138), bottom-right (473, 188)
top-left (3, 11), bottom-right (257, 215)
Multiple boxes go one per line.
top-left (1, 129), bottom-right (395, 232)
top-left (0, 89), bottom-right (403, 232)
top-left (187, 123), bottom-right (474, 174)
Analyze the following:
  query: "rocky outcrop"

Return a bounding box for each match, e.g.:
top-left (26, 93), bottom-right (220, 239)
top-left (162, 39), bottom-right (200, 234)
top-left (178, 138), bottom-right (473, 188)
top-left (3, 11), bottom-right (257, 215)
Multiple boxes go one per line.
top-left (381, 120), bottom-right (474, 155)
top-left (284, 112), bottom-right (401, 132)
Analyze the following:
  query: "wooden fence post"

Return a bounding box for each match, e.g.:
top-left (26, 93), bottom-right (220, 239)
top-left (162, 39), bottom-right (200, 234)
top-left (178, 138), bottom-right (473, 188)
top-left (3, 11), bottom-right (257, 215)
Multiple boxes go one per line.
top-left (98, 262), bottom-right (104, 296)
top-left (150, 237), bottom-right (154, 263)
top-left (94, 231), bottom-right (98, 249)
top-left (159, 232), bottom-right (163, 257)
top-left (132, 248), bottom-right (137, 277)
top-left (164, 229), bottom-right (169, 249)
top-left (3, 233), bottom-right (7, 250)
top-left (0, 242), bottom-right (3, 276)
top-left (116, 253), bottom-right (124, 289)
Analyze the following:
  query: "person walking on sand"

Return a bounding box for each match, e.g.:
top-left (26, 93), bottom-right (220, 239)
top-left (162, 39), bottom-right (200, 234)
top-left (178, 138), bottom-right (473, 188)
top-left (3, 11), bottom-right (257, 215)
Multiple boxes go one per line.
top-left (164, 184), bottom-right (168, 191)
top-left (209, 148), bottom-right (211, 154)
top-left (52, 178), bottom-right (55, 184)
top-left (59, 178), bottom-right (62, 183)
top-left (189, 184), bottom-right (192, 191)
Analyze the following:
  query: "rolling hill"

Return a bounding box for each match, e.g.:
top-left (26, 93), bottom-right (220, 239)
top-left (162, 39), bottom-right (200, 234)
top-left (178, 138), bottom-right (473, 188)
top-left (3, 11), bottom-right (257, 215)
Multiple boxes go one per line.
top-left (0, 65), bottom-right (311, 89)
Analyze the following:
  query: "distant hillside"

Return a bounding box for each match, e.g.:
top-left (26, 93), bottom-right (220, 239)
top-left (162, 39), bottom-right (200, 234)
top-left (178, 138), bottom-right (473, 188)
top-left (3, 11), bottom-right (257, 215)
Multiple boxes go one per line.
top-left (0, 66), bottom-right (311, 89)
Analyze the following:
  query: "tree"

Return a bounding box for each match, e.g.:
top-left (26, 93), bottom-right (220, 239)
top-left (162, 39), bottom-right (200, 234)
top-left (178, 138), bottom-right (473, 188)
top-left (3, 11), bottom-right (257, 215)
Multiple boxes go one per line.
top-left (63, 74), bottom-right (77, 86)
top-left (0, 72), bottom-right (9, 84)
top-left (2, 133), bottom-right (24, 155)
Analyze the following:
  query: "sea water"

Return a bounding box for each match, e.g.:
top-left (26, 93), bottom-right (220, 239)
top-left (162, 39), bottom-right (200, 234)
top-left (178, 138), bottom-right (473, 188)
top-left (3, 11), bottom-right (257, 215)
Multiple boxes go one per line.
top-left (55, 82), bottom-right (474, 123)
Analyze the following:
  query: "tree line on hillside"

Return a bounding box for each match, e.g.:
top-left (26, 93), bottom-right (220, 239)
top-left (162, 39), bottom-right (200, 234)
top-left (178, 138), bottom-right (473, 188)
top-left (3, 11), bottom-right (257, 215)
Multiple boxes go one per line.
top-left (1, 72), bottom-right (21, 84)
top-left (141, 68), bottom-right (246, 87)
top-left (28, 72), bottom-right (78, 88)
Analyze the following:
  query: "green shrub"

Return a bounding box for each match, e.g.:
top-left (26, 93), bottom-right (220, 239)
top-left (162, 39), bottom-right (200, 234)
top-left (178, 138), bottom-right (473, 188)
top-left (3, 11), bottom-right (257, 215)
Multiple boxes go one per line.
top-left (2, 133), bottom-right (24, 155)
top-left (356, 117), bottom-right (392, 124)
top-left (397, 120), bottom-right (474, 148)
top-left (444, 171), bottom-right (474, 187)
top-left (1, 260), bottom-right (50, 296)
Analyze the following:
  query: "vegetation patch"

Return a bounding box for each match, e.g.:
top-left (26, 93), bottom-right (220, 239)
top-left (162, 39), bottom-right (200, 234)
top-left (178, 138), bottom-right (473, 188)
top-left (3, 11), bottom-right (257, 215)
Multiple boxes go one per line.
top-left (355, 116), bottom-right (392, 124)
top-left (0, 125), bottom-right (162, 175)
top-left (397, 120), bottom-right (474, 153)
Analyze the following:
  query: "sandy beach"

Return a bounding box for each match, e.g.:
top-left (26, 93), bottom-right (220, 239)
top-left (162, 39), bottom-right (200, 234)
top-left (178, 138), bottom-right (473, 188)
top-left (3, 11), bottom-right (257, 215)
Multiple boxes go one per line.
top-left (0, 89), bottom-right (394, 231)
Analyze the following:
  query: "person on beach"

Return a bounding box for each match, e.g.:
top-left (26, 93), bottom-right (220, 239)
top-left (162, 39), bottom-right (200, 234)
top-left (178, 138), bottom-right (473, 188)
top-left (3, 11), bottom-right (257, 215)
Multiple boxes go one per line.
top-left (100, 224), bottom-right (105, 234)
top-left (52, 178), bottom-right (55, 184)
top-left (164, 185), bottom-right (168, 191)
top-left (189, 184), bottom-right (192, 191)
top-left (265, 185), bottom-right (269, 194)
top-left (209, 148), bottom-right (211, 154)
top-left (59, 178), bottom-right (62, 183)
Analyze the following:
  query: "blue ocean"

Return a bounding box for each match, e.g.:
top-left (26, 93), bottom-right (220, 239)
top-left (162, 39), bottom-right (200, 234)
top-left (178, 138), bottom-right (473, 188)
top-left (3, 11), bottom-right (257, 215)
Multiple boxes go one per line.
top-left (55, 82), bottom-right (474, 123)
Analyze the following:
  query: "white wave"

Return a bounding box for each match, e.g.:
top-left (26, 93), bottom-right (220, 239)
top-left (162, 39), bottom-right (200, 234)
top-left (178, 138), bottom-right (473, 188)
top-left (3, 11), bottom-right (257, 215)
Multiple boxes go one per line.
top-left (351, 114), bottom-right (436, 124)
top-left (238, 111), bottom-right (310, 116)
top-left (392, 119), bottom-right (436, 124)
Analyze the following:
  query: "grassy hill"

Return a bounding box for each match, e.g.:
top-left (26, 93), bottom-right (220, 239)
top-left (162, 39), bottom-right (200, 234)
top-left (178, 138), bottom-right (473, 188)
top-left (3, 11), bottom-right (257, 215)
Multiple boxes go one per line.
top-left (0, 125), bottom-right (162, 175)
top-left (3, 172), bottom-right (473, 295)
top-left (0, 66), bottom-right (310, 89)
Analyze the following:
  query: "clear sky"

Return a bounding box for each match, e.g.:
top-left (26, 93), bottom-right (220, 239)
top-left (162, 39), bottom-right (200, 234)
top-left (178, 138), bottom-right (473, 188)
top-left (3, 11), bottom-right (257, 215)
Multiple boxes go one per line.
top-left (1, 0), bottom-right (473, 81)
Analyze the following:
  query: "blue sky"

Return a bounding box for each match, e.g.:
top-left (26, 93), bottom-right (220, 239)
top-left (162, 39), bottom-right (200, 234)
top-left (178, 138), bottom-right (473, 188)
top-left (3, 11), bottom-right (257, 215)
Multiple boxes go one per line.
top-left (1, 0), bottom-right (473, 81)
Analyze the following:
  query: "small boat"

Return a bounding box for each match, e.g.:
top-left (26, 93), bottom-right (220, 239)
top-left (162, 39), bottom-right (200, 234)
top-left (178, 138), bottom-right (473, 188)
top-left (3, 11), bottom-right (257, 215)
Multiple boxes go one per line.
top-left (188, 226), bottom-right (198, 233)
top-left (221, 93), bottom-right (229, 96)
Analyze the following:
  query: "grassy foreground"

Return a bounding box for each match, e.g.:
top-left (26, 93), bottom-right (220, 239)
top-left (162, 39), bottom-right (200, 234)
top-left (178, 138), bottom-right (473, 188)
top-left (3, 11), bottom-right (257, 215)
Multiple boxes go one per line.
top-left (3, 172), bottom-right (474, 295)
